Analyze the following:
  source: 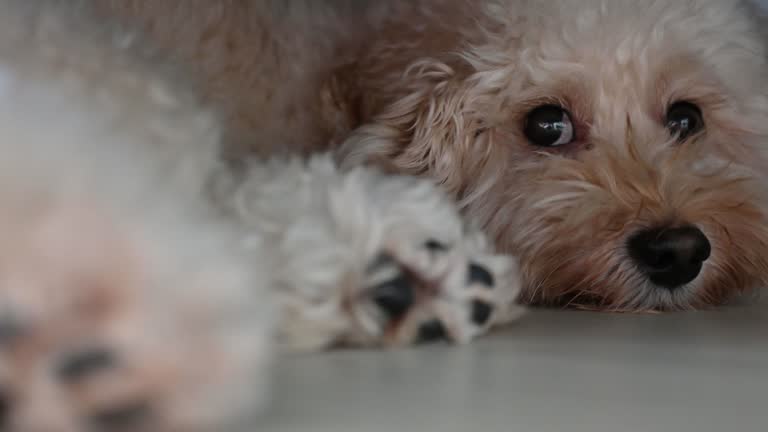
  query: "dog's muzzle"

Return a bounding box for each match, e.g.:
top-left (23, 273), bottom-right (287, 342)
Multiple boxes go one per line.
top-left (627, 225), bottom-right (711, 289)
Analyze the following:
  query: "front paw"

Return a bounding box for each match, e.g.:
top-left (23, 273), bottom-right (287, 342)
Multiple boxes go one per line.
top-left (346, 235), bottom-right (523, 347)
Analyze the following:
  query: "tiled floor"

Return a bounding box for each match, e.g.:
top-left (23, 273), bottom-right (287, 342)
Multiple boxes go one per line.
top-left (258, 297), bottom-right (768, 432)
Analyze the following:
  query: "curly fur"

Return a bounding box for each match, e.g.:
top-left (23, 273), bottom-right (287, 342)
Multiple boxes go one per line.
top-left (1, 0), bottom-right (767, 429)
top-left (342, 0), bottom-right (768, 311)
top-left (86, 0), bottom-right (768, 311)
top-left (0, 1), bottom-right (522, 429)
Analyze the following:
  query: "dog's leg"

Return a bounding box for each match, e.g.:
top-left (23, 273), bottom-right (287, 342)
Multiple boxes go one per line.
top-left (221, 155), bottom-right (525, 351)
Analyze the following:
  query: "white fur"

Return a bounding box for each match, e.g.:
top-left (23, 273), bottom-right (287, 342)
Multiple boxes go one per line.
top-left (0, 1), bottom-right (520, 430)
top-left (4, 0), bottom-right (764, 428)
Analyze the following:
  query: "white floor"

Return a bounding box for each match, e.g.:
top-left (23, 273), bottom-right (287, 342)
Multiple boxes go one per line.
top-left (252, 2), bottom-right (768, 431)
top-left (258, 297), bottom-right (768, 432)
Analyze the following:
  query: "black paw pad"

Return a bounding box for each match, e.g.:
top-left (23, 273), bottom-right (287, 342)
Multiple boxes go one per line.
top-left (424, 239), bottom-right (449, 252)
top-left (0, 389), bottom-right (11, 428)
top-left (371, 275), bottom-right (414, 320)
top-left (470, 300), bottom-right (494, 326)
top-left (89, 400), bottom-right (151, 430)
top-left (416, 320), bottom-right (448, 344)
top-left (0, 317), bottom-right (24, 346)
top-left (467, 263), bottom-right (495, 288)
top-left (57, 348), bottom-right (116, 382)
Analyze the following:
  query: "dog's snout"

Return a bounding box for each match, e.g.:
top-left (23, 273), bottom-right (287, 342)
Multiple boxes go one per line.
top-left (628, 225), bottom-right (711, 289)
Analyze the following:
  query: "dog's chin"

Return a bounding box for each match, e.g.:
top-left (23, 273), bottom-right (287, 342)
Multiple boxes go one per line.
top-left (518, 256), bottom-right (760, 312)
top-left (543, 282), bottom-right (705, 312)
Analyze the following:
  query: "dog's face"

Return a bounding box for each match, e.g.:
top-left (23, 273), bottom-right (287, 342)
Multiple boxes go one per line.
top-left (344, 0), bottom-right (768, 310)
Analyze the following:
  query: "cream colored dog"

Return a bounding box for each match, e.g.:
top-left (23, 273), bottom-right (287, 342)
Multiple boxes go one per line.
top-left (96, 0), bottom-right (768, 311)
top-left (0, 0), bottom-right (766, 430)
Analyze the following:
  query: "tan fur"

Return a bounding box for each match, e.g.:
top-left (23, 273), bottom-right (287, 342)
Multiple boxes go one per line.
top-left (92, 0), bottom-right (768, 310)
top-left (90, 0), bottom-right (388, 157)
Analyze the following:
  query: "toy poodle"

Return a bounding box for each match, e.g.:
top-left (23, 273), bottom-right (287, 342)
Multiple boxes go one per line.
top-left (0, 0), bottom-right (766, 430)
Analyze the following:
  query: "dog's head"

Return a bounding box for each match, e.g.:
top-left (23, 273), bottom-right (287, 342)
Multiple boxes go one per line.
top-left (340, 0), bottom-right (768, 310)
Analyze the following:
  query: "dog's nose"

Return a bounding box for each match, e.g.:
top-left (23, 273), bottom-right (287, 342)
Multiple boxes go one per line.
top-left (627, 225), bottom-right (711, 289)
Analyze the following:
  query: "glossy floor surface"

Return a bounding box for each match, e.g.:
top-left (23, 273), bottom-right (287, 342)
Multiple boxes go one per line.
top-left (258, 298), bottom-right (767, 432)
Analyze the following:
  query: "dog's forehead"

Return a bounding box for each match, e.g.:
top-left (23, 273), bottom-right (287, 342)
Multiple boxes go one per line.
top-left (502, 0), bottom-right (766, 102)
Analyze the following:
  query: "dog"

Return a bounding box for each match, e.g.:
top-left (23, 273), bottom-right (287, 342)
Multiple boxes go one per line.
top-left (344, 0), bottom-right (768, 311)
top-left (0, 0), bottom-right (766, 430)
top-left (93, 0), bottom-right (768, 311)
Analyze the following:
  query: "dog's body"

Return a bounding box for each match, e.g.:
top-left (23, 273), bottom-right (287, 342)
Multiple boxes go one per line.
top-left (89, 0), bottom-right (385, 156)
top-left (0, 0), bottom-right (766, 430)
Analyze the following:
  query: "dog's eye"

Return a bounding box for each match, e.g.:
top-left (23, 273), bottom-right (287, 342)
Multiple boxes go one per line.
top-left (523, 105), bottom-right (575, 147)
top-left (665, 101), bottom-right (704, 141)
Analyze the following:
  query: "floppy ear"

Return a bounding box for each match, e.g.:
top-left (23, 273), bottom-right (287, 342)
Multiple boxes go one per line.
top-left (337, 58), bottom-right (491, 197)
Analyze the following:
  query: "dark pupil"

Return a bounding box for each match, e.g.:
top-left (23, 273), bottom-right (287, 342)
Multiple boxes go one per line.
top-left (525, 105), bottom-right (568, 147)
top-left (666, 102), bottom-right (702, 140)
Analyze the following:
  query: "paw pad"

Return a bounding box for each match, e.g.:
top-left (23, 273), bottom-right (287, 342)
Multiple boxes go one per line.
top-left (56, 347), bottom-right (116, 383)
top-left (416, 320), bottom-right (448, 344)
top-left (424, 239), bottom-right (449, 253)
top-left (470, 300), bottom-right (494, 326)
top-left (467, 263), bottom-right (494, 288)
top-left (0, 389), bottom-right (10, 427)
top-left (0, 318), bottom-right (24, 347)
top-left (88, 400), bottom-right (151, 430)
top-left (371, 274), bottom-right (414, 320)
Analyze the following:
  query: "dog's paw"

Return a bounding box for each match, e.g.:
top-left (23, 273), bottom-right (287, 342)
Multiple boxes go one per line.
top-left (0, 201), bottom-right (272, 432)
top-left (348, 235), bottom-right (520, 346)
top-left (275, 233), bottom-right (522, 351)
top-left (2, 334), bottom-right (157, 432)
top-left (235, 156), bottom-right (524, 351)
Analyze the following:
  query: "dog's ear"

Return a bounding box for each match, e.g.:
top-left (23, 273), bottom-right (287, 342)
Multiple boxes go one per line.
top-left (337, 58), bottom-right (492, 197)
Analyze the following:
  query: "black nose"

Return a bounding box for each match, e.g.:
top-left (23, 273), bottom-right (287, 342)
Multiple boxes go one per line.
top-left (627, 225), bottom-right (711, 289)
